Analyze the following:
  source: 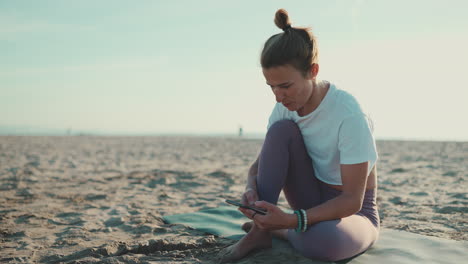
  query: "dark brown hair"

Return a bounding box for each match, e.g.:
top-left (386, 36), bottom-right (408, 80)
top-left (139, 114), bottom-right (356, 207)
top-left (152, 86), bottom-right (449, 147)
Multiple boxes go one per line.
top-left (260, 9), bottom-right (319, 77)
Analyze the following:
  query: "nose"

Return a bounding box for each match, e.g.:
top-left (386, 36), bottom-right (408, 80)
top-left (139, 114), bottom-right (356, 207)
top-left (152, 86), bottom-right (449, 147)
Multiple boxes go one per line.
top-left (272, 87), bottom-right (285, 103)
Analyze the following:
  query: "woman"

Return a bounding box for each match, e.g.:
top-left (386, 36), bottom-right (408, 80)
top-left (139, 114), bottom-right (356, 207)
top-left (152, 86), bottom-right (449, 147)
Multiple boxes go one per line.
top-left (219, 9), bottom-right (380, 262)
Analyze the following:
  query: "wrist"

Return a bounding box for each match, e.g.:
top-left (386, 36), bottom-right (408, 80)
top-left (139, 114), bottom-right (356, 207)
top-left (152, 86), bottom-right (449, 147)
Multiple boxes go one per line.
top-left (290, 210), bottom-right (310, 232)
top-left (287, 213), bottom-right (298, 229)
top-left (245, 182), bottom-right (257, 192)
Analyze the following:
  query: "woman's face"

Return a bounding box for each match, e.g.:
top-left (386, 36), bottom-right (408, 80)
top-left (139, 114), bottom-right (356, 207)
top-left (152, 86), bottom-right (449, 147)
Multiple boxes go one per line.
top-left (262, 64), bottom-right (316, 113)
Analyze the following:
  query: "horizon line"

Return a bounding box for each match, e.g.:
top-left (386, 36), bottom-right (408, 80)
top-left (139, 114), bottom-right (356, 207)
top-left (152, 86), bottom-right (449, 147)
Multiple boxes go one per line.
top-left (0, 132), bottom-right (466, 143)
top-left (0, 125), bottom-right (466, 142)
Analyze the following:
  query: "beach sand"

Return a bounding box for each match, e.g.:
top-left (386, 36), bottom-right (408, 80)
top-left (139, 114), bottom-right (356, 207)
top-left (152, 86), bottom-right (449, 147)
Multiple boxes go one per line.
top-left (0, 136), bottom-right (466, 263)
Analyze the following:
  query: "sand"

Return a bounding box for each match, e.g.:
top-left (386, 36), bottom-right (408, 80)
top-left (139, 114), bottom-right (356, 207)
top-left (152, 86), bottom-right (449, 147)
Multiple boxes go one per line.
top-left (0, 136), bottom-right (466, 263)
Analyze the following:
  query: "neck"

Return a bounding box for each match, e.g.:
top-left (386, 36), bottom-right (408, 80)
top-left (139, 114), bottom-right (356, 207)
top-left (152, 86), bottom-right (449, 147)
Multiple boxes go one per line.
top-left (297, 80), bottom-right (322, 116)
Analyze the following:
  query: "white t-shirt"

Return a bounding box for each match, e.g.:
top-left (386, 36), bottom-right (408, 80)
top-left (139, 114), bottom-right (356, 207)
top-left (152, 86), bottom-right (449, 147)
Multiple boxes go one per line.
top-left (267, 82), bottom-right (378, 185)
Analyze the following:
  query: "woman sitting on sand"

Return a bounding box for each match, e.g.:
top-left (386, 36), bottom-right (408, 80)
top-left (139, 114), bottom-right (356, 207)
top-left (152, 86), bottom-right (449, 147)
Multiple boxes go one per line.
top-left (220, 9), bottom-right (380, 262)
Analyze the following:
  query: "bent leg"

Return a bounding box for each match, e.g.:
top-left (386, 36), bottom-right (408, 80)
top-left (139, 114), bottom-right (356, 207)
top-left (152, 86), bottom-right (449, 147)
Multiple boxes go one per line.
top-left (257, 120), bottom-right (322, 209)
top-left (219, 120), bottom-right (315, 262)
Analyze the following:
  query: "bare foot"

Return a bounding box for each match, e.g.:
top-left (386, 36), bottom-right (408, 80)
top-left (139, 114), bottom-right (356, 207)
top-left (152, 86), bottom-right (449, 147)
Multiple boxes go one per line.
top-left (217, 225), bottom-right (272, 263)
top-left (241, 221), bottom-right (289, 241)
top-left (241, 221), bottom-right (253, 233)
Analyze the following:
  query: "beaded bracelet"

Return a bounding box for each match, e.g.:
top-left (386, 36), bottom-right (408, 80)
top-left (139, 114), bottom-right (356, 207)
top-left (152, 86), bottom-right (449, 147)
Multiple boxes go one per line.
top-left (300, 209), bottom-right (308, 232)
top-left (294, 210), bottom-right (303, 233)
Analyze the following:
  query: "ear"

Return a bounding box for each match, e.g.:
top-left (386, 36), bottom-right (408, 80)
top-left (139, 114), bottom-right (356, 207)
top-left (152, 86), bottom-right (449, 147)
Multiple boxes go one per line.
top-left (306, 64), bottom-right (319, 80)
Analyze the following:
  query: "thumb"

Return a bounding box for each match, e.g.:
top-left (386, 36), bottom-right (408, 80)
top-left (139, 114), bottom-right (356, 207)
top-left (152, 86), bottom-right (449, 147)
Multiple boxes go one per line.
top-left (254, 200), bottom-right (274, 210)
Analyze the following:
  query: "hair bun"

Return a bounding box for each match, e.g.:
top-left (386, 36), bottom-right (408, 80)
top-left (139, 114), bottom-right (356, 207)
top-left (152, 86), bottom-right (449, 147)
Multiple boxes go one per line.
top-left (274, 9), bottom-right (292, 31)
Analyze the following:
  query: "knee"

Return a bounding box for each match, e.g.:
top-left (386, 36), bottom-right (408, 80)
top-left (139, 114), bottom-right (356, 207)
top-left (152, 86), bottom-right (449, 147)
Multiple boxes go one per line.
top-left (290, 226), bottom-right (355, 262)
top-left (296, 235), bottom-right (345, 261)
top-left (266, 120), bottom-right (301, 141)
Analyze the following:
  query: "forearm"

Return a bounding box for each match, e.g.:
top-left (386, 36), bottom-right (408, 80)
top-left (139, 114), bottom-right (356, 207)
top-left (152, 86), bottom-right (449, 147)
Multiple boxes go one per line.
top-left (286, 193), bottom-right (362, 229)
top-left (307, 194), bottom-right (361, 225)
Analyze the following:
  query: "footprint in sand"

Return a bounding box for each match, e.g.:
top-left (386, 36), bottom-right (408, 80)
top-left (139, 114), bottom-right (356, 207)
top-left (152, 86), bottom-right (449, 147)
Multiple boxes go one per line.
top-left (1, 230), bottom-right (26, 239)
top-left (16, 188), bottom-right (34, 198)
top-left (104, 217), bottom-right (125, 227)
top-left (56, 212), bottom-right (82, 218)
top-left (85, 193), bottom-right (107, 201)
top-left (49, 212), bottom-right (85, 226)
top-left (409, 191), bottom-right (429, 196)
top-left (389, 196), bottom-right (408, 205)
top-left (390, 167), bottom-right (408, 174)
top-left (14, 214), bottom-right (35, 224)
top-left (435, 206), bottom-right (468, 214)
top-left (442, 171), bottom-right (458, 177)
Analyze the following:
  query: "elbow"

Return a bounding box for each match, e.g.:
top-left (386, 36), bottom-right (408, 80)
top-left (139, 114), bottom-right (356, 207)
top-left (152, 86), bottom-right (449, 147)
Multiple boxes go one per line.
top-left (351, 199), bottom-right (363, 214)
top-left (353, 201), bottom-right (363, 214)
top-left (346, 197), bottom-right (363, 216)
top-left (340, 193), bottom-right (364, 216)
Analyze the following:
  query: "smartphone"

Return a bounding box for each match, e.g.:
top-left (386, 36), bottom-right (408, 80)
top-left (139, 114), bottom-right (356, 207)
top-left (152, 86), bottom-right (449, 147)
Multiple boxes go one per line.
top-left (225, 199), bottom-right (267, 215)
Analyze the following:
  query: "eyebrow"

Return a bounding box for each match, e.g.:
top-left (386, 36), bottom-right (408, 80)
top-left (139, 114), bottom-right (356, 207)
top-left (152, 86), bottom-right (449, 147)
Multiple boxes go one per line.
top-left (266, 81), bottom-right (292, 87)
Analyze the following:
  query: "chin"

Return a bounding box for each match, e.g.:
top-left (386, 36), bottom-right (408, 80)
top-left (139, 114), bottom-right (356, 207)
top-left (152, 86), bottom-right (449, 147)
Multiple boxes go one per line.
top-left (288, 104), bottom-right (297, 110)
top-left (283, 103), bottom-right (293, 110)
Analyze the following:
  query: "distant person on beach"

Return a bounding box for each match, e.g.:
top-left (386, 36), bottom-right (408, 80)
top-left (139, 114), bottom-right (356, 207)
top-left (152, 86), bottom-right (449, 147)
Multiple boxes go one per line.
top-left (219, 9), bottom-right (379, 262)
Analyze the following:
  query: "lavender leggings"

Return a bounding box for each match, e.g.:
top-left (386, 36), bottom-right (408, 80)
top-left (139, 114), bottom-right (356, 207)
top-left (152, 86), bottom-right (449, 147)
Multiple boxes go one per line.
top-left (257, 120), bottom-right (379, 261)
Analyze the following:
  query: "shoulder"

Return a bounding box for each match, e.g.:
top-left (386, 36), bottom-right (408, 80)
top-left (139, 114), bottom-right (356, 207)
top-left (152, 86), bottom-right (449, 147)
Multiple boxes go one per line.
top-left (332, 84), bottom-right (365, 116)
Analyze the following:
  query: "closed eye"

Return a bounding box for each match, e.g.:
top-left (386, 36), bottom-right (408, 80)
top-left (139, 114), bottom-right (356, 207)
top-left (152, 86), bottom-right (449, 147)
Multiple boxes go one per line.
top-left (268, 84), bottom-right (292, 89)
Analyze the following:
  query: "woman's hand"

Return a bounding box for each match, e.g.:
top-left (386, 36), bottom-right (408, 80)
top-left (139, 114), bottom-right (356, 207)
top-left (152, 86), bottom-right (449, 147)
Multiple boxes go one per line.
top-left (241, 187), bottom-right (258, 206)
top-left (239, 201), bottom-right (296, 231)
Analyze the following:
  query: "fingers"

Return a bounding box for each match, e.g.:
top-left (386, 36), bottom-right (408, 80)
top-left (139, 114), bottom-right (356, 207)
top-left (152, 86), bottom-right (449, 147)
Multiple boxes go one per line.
top-left (241, 194), bottom-right (248, 205)
top-left (254, 200), bottom-right (271, 210)
top-left (238, 207), bottom-right (270, 230)
top-left (248, 192), bottom-right (259, 205)
top-left (238, 207), bottom-right (250, 218)
top-left (242, 189), bottom-right (259, 206)
top-left (238, 208), bottom-right (258, 220)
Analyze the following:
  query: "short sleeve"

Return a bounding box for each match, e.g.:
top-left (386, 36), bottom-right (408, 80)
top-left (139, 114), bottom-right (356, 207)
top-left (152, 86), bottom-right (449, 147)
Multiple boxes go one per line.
top-left (338, 114), bottom-right (378, 170)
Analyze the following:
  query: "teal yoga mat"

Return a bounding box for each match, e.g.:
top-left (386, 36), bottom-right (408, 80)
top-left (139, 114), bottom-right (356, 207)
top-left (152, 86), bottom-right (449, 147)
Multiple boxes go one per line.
top-left (164, 206), bottom-right (467, 263)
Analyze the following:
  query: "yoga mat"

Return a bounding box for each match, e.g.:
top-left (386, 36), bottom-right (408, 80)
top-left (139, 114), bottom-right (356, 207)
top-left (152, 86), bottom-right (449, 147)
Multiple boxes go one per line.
top-left (164, 206), bottom-right (467, 263)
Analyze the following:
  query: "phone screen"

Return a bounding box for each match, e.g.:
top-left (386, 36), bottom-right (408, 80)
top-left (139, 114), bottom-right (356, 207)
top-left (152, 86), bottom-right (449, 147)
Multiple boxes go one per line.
top-left (225, 199), bottom-right (267, 215)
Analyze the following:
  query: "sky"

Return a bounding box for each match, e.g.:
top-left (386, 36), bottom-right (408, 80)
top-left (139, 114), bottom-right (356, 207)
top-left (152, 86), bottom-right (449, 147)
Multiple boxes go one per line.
top-left (1, 0), bottom-right (468, 141)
